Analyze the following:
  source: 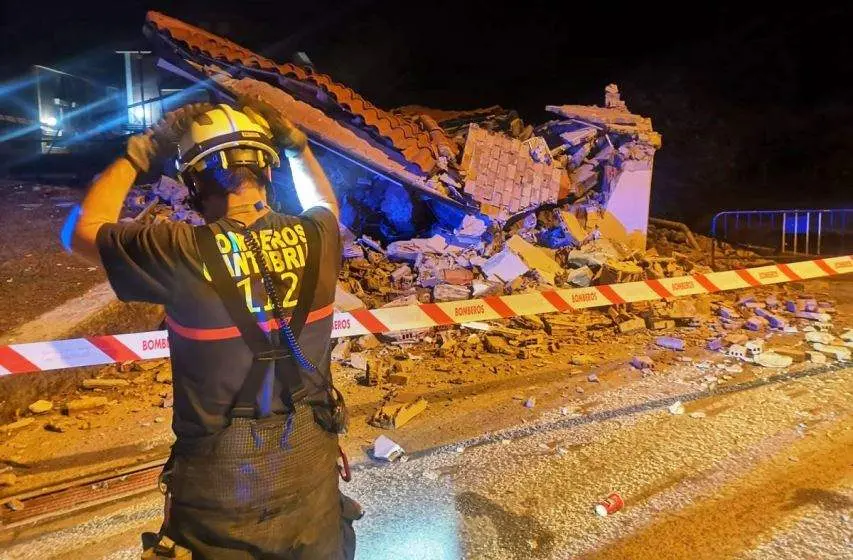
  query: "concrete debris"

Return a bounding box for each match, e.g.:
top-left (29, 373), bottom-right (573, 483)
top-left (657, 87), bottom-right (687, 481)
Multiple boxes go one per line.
top-left (331, 340), bottom-right (352, 362)
top-left (506, 235), bottom-right (562, 285)
top-left (811, 343), bottom-right (851, 362)
top-left (28, 400), bottom-right (53, 415)
top-left (566, 266), bottom-right (594, 287)
top-left (572, 355), bottom-right (597, 366)
top-left (481, 247), bottom-right (529, 283)
top-left (655, 336), bottom-right (685, 351)
top-left (455, 215), bottom-right (487, 238)
top-left (617, 317), bottom-right (646, 334)
top-left (484, 335), bottom-right (511, 354)
top-left (81, 379), bottom-right (130, 390)
top-left (366, 359), bottom-right (389, 386)
top-left (772, 347), bottom-right (807, 363)
top-left (587, 373), bottom-right (600, 383)
top-left (64, 397), bottom-right (109, 414)
top-left (356, 334), bottom-right (381, 351)
top-left (335, 283), bottom-right (366, 311)
top-left (524, 397), bottom-right (536, 409)
top-left (0, 473), bottom-right (17, 487)
top-left (805, 331), bottom-right (836, 345)
top-left (807, 351), bottom-right (828, 364)
top-left (630, 356), bottom-right (655, 370)
top-left (345, 349), bottom-right (369, 370)
top-left (370, 397), bottom-right (427, 429)
top-left (372, 435), bottom-right (405, 462)
top-left (795, 311), bottom-right (832, 322)
top-left (433, 283), bottom-right (471, 302)
top-left (155, 369), bottom-right (172, 384)
top-left (1, 417), bottom-right (35, 433)
top-left (668, 401), bottom-right (685, 415)
top-left (755, 352), bottom-right (794, 369)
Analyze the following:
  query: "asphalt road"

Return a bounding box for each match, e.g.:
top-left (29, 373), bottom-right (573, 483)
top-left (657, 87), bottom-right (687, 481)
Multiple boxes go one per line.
top-left (2, 363), bottom-right (851, 560)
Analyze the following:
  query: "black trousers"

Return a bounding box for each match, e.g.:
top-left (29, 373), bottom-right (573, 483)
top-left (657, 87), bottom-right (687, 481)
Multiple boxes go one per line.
top-left (164, 404), bottom-right (356, 559)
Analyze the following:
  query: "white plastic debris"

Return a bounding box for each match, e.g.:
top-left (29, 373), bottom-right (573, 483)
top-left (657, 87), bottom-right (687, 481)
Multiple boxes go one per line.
top-left (668, 401), bottom-right (685, 415)
top-left (373, 435), bottom-right (405, 462)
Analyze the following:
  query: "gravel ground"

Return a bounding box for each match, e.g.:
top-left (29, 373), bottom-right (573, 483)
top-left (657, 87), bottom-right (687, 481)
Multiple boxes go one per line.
top-left (3, 364), bottom-right (851, 560)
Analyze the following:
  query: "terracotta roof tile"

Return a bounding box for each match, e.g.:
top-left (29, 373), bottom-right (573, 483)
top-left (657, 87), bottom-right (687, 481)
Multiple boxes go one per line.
top-left (145, 11), bottom-right (452, 174)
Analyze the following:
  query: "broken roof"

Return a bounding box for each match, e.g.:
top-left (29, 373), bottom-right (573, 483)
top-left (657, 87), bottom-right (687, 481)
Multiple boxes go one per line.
top-left (145, 11), bottom-right (456, 175)
top-left (460, 124), bottom-right (569, 217)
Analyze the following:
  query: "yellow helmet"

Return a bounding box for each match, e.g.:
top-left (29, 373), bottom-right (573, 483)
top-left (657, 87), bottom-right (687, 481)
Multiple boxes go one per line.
top-left (176, 103), bottom-right (281, 177)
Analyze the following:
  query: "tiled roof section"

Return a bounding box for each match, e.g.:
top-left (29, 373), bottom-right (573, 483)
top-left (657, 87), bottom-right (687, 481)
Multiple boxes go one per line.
top-left (145, 11), bottom-right (452, 174)
top-left (224, 77), bottom-right (442, 200)
top-left (460, 124), bottom-right (566, 217)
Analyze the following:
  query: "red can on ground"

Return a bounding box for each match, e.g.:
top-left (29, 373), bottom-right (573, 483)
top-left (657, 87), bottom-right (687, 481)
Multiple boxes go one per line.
top-left (595, 492), bottom-right (625, 516)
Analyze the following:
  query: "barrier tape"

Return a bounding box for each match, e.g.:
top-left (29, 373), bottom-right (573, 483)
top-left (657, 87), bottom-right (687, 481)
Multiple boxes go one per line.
top-left (1, 256), bottom-right (851, 376)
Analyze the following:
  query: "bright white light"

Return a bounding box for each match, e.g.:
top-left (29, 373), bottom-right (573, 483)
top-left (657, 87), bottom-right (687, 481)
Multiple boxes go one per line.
top-left (40, 116), bottom-right (57, 127)
top-left (132, 106), bottom-right (145, 121)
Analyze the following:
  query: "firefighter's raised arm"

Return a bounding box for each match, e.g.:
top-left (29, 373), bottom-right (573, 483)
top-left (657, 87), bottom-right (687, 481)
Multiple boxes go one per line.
top-left (240, 100), bottom-right (339, 219)
top-left (69, 103), bottom-right (211, 263)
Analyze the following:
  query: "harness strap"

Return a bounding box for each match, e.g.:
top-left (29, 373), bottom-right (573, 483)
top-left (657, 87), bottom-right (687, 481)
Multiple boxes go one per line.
top-left (193, 216), bottom-right (322, 418)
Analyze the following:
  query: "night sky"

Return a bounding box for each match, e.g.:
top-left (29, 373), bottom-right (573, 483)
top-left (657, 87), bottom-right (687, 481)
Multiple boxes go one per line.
top-left (1, 1), bottom-right (850, 228)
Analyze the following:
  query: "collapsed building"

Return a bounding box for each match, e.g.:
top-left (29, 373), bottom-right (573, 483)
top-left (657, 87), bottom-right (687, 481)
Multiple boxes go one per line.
top-left (133, 12), bottom-right (672, 311)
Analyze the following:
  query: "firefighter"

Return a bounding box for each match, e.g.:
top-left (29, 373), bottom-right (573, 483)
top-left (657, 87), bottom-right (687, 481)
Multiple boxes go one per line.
top-left (70, 99), bottom-right (359, 559)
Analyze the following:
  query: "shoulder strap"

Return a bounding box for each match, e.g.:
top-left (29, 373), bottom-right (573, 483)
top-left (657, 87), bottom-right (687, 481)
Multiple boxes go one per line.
top-left (193, 218), bottom-right (325, 417)
top-left (194, 225), bottom-right (271, 355)
top-left (288, 215), bottom-right (322, 338)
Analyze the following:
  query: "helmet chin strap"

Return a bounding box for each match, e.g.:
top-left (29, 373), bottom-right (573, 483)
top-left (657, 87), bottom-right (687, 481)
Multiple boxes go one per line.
top-left (228, 200), bottom-right (270, 215)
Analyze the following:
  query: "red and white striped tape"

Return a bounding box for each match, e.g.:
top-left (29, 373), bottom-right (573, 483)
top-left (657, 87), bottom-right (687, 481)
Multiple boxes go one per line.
top-left (2, 256), bottom-right (851, 375)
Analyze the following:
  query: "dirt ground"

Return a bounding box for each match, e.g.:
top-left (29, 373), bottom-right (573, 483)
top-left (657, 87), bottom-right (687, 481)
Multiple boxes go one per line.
top-left (1, 278), bottom-right (851, 505)
top-left (0, 180), bottom-right (105, 335)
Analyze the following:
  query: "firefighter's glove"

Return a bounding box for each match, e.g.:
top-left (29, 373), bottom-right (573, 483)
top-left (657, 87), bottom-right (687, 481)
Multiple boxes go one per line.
top-left (124, 103), bottom-right (212, 174)
top-left (239, 96), bottom-right (308, 158)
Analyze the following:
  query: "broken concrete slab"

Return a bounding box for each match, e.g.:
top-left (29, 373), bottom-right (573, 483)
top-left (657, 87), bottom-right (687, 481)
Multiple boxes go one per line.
top-left (370, 397), bottom-right (428, 429)
top-left (755, 352), bottom-right (794, 368)
top-left (28, 400), bottom-right (53, 415)
top-left (484, 335), bottom-right (510, 354)
top-left (805, 331), bottom-right (836, 345)
top-left (617, 317), bottom-right (646, 333)
top-left (566, 266), bottom-right (594, 287)
top-left (472, 279), bottom-right (503, 297)
top-left (771, 347), bottom-right (808, 363)
top-left (807, 350), bottom-right (827, 364)
top-left (811, 343), bottom-right (851, 361)
top-left (480, 247), bottom-right (529, 283)
top-left (335, 283), bottom-right (366, 311)
top-left (506, 235), bottom-right (562, 285)
top-left (64, 397), bottom-right (108, 414)
top-left (655, 336), bottom-right (685, 351)
top-left (1, 417), bottom-right (35, 432)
